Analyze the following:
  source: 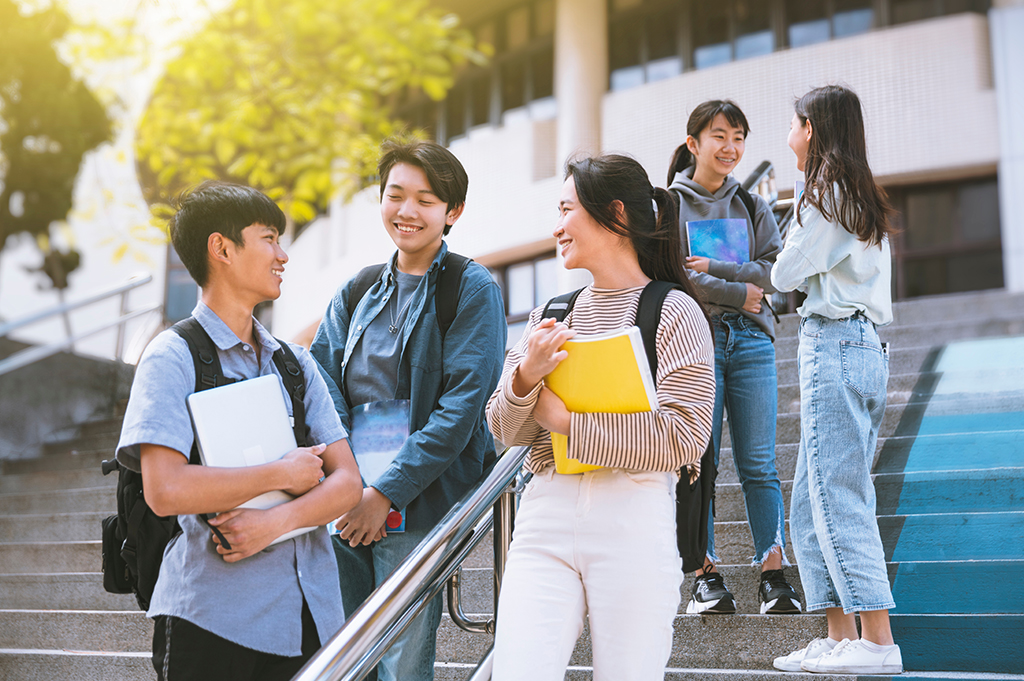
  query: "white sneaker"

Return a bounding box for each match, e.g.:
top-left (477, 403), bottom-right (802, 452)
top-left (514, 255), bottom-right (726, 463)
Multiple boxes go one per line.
top-left (773, 638), bottom-right (837, 672)
top-left (801, 638), bottom-right (903, 674)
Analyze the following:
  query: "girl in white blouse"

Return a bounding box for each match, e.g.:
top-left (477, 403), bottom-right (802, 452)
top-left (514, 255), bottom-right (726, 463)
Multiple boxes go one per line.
top-left (486, 154), bottom-right (715, 681)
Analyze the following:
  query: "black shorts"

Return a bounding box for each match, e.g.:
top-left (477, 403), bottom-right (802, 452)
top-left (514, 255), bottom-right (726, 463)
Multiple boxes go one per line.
top-left (152, 600), bottom-right (320, 681)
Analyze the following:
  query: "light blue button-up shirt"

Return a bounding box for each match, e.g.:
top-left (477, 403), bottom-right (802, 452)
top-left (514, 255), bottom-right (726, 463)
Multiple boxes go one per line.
top-left (116, 302), bottom-right (345, 655)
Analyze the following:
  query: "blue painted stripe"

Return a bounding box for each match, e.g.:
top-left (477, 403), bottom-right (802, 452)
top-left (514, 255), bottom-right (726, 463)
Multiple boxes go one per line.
top-left (915, 411), bottom-right (1024, 436)
top-left (902, 431), bottom-right (1024, 473)
top-left (891, 561), bottom-right (1024, 614)
top-left (892, 468), bottom-right (1024, 515)
top-left (891, 614), bottom-right (1024, 673)
top-left (886, 512), bottom-right (1024, 562)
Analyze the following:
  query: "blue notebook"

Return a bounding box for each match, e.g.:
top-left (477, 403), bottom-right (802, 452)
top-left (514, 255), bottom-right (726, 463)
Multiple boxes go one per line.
top-left (685, 219), bottom-right (750, 264)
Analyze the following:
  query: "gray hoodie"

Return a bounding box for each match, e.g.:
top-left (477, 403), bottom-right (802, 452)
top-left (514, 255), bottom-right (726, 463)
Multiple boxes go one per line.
top-left (669, 166), bottom-right (783, 340)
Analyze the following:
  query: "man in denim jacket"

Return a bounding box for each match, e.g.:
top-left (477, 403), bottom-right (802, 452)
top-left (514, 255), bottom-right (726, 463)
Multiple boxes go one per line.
top-left (310, 140), bottom-right (507, 681)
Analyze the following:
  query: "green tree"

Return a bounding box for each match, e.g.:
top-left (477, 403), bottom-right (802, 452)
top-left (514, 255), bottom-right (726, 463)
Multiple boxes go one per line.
top-left (0, 0), bottom-right (113, 290)
top-left (135, 0), bottom-right (485, 226)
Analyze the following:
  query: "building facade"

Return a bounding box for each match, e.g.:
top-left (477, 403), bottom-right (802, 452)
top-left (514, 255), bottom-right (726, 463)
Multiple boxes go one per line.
top-left (269, 0), bottom-right (1024, 344)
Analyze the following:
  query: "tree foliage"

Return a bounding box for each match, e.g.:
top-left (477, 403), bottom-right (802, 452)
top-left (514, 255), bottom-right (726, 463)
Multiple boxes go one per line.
top-left (135, 0), bottom-right (485, 226)
top-left (0, 0), bottom-right (112, 288)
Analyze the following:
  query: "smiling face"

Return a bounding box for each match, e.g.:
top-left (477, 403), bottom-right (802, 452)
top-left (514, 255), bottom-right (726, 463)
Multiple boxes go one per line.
top-left (788, 112), bottom-right (812, 172)
top-left (223, 222), bottom-right (288, 303)
top-left (687, 112), bottom-right (746, 189)
top-left (554, 175), bottom-right (625, 274)
top-left (380, 162), bottom-right (462, 274)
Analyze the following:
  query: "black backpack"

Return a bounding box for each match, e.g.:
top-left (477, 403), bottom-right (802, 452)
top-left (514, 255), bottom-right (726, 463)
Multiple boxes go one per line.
top-left (346, 251), bottom-right (471, 338)
top-left (542, 281), bottom-right (716, 574)
top-left (100, 317), bottom-right (310, 610)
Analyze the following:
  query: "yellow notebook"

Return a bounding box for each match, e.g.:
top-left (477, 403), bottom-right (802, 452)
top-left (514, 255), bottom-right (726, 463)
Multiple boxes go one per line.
top-left (544, 326), bottom-right (658, 474)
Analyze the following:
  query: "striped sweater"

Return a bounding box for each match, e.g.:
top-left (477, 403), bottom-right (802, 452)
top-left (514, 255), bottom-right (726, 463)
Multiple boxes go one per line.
top-left (486, 285), bottom-right (715, 477)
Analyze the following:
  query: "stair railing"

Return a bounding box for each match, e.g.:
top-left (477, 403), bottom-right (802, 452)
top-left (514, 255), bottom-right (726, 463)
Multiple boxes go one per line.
top-left (0, 273), bottom-right (159, 376)
top-left (293, 445), bottom-right (531, 681)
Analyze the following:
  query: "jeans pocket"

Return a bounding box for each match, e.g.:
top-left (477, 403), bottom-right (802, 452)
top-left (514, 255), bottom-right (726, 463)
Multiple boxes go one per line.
top-left (840, 340), bottom-right (883, 398)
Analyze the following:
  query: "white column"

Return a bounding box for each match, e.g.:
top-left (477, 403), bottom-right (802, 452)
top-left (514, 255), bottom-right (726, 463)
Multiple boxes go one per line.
top-left (553, 0), bottom-right (607, 293)
top-left (991, 1), bottom-right (1024, 292)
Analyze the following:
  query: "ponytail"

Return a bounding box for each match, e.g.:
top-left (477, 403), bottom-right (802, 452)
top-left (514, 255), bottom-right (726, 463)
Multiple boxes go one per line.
top-left (666, 144), bottom-right (693, 186)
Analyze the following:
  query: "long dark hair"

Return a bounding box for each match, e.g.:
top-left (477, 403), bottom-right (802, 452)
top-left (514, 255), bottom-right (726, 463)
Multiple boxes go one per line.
top-left (566, 154), bottom-right (711, 328)
top-left (666, 100), bottom-right (750, 185)
top-left (794, 86), bottom-right (894, 246)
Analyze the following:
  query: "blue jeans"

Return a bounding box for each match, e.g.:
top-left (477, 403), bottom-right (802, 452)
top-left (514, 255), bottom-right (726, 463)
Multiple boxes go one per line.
top-left (791, 314), bottom-right (895, 614)
top-left (706, 314), bottom-right (786, 565)
top-left (333, 529), bottom-right (443, 681)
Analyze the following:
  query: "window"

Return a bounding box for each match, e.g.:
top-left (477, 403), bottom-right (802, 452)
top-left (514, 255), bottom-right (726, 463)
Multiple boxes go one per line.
top-left (164, 245), bottom-right (198, 324)
top-left (490, 253), bottom-right (559, 349)
top-left (890, 0), bottom-right (989, 25)
top-left (889, 178), bottom-right (1003, 299)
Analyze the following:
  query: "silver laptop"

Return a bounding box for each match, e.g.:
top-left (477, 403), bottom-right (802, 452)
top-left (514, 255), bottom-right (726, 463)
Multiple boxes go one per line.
top-left (187, 374), bottom-right (317, 545)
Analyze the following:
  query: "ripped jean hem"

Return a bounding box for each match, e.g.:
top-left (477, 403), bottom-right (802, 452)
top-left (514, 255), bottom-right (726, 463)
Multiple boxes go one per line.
top-left (751, 542), bottom-right (790, 568)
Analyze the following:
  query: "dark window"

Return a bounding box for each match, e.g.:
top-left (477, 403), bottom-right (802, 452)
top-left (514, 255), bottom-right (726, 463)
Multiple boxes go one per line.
top-left (531, 44), bottom-right (555, 99)
top-left (787, 0), bottom-right (830, 48)
top-left (501, 56), bottom-right (528, 112)
top-left (470, 71), bottom-right (493, 127)
top-left (692, 1), bottom-right (732, 69)
top-left (734, 0), bottom-right (774, 60)
top-left (490, 253), bottom-right (559, 349)
top-left (890, 178), bottom-right (1003, 298)
top-left (445, 83), bottom-right (467, 140)
top-left (833, 0), bottom-right (874, 37)
top-left (610, 9), bottom-right (646, 89)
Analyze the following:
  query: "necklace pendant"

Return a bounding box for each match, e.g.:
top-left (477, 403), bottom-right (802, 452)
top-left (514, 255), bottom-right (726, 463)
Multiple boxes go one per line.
top-left (388, 324), bottom-right (398, 334)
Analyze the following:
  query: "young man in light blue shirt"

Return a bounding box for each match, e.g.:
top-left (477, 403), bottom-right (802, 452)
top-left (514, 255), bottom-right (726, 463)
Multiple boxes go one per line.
top-left (116, 181), bottom-right (362, 681)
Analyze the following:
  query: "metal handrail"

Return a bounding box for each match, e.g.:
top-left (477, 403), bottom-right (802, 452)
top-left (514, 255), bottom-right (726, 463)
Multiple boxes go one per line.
top-left (0, 273), bottom-right (157, 376)
top-left (0, 272), bottom-right (152, 338)
top-left (293, 445), bottom-right (531, 681)
top-left (741, 160), bottom-right (778, 209)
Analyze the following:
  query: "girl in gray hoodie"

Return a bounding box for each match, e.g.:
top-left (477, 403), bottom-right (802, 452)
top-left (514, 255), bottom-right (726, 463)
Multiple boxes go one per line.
top-left (667, 100), bottom-right (799, 616)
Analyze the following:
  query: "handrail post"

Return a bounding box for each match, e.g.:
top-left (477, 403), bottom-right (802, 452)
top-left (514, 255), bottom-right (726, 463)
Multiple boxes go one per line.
top-left (492, 483), bottom-right (516, 609)
top-left (115, 289), bottom-right (130, 359)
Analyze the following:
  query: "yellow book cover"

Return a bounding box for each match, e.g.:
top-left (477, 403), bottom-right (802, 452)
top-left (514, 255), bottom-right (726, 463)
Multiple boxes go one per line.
top-left (544, 326), bottom-right (658, 474)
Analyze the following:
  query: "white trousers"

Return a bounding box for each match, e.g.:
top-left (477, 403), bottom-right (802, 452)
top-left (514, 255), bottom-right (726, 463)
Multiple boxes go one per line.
top-left (492, 468), bottom-right (683, 681)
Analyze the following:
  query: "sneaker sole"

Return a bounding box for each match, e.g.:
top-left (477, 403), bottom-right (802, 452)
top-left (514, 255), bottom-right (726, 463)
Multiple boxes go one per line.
top-left (806, 664), bottom-right (903, 674)
top-left (761, 596), bottom-right (803, 614)
top-left (773, 659), bottom-right (805, 672)
top-left (686, 597), bottom-right (737, 615)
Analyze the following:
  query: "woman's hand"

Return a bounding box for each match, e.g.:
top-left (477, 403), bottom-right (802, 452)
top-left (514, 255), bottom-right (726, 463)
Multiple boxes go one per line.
top-left (512, 318), bottom-right (576, 397)
top-left (685, 256), bottom-right (710, 273)
top-left (742, 283), bottom-right (764, 313)
top-left (534, 387), bottom-right (570, 435)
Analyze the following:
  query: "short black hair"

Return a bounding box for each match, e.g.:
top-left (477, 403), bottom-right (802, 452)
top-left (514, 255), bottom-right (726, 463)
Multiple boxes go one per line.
top-left (169, 180), bottom-right (286, 287)
top-left (377, 140), bottom-right (468, 236)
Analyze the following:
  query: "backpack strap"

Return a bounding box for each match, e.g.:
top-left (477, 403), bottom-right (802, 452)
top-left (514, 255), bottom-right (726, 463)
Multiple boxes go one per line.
top-left (271, 341), bottom-right (310, 448)
top-left (435, 252), bottom-right (471, 337)
top-left (735, 186), bottom-right (757, 225)
top-left (346, 263), bottom-right (388, 320)
top-left (541, 288), bottom-right (585, 323)
top-left (635, 281), bottom-right (685, 378)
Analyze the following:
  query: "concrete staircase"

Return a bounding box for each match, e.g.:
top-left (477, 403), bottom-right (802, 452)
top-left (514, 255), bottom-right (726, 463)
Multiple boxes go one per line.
top-left (1, 289), bottom-right (1023, 680)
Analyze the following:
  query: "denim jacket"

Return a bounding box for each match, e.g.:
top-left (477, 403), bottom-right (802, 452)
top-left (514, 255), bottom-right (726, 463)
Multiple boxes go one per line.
top-left (310, 242), bottom-right (507, 531)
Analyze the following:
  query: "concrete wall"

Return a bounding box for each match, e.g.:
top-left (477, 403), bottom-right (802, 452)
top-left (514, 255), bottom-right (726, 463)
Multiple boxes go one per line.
top-left (991, 4), bottom-right (1024, 292)
top-left (603, 13), bottom-right (999, 194)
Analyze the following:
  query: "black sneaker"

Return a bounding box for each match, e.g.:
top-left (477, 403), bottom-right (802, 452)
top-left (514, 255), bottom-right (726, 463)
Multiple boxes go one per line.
top-left (759, 569), bottom-right (802, 614)
top-left (686, 572), bottom-right (736, 614)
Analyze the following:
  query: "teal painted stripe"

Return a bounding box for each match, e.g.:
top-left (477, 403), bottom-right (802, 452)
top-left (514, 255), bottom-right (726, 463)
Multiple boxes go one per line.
top-left (915, 411), bottom-right (1024, 436)
top-left (890, 561), bottom-right (1024, 614)
top-left (884, 512), bottom-right (1024, 562)
top-left (891, 614), bottom-right (1024, 673)
top-left (893, 468), bottom-right (1024, 515)
top-left (902, 431), bottom-right (1024, 473)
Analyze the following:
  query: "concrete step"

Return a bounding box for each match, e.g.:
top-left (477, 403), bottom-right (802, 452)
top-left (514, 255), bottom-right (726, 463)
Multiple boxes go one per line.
top-left (0, 469), bottom-right (114, 494)
top-left (721, 401), bottom-right (907, 450)
top-left (878, 511), bottom-right (1024, 563)
top-left (434, 664), bottom-right (1024, 680)
top-left (0, 609), bottom-right (151, 653)
top-left (2, 449), bottom-right (112, 476)
top-left (0, 541), bottom-right (100, 574)
top-left (0, 573), bottom-right (138, 611)
top-left (0, 649), bottom-right (151, 681)
top-left (0, 512), bottom-right (107, 543)
top-left (40, 431), bottom-right (120, 458)
top-left (0, 487), bottom-right (115, 516)
top-left (774, 345), bottom-right (932, 388)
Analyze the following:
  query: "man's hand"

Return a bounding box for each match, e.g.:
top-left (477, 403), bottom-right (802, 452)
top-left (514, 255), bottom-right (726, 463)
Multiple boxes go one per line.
top-left (685, 256), bottom-right (710, 273)
top-left (278, 443), bottom-right (327, 496)
top-left (208, 507), bottom-right (284, 563)
top-left (742, 283), bottom-right (764, 313)
top-left (534, 387), bottom-right (570, 435)
top-left (512, 318), bottom-right (576, 397)
top-left (334, 487), bottom-right (393, 548)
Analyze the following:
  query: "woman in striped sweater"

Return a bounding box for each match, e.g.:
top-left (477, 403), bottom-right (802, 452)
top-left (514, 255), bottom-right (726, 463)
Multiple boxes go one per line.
top-left (486, 154), bottom-right (716, 681)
